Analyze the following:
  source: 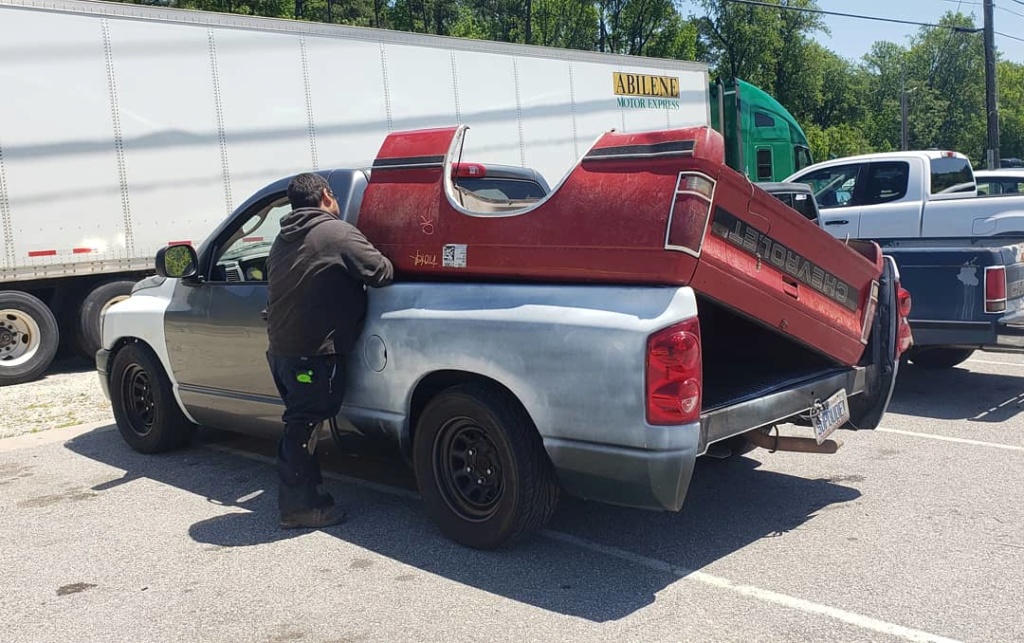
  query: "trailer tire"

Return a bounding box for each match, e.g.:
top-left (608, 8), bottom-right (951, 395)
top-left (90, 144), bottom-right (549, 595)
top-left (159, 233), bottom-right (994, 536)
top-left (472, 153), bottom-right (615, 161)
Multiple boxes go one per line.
top-left (76, 280), bottom-right (136, 360)
top-left (907, 347), bottom-right (975, 370)
top-left (0, 291), bottom-right (59, 387)
top-left (413, 382), bottom-right (559, 550)
top-left (109, 342), bottom-right (194, 453)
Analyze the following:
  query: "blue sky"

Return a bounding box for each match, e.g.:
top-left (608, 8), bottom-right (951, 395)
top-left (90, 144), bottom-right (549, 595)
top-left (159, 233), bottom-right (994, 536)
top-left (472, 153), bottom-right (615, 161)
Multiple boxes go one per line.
top-left (681, 0), bottom-right (1024, 64)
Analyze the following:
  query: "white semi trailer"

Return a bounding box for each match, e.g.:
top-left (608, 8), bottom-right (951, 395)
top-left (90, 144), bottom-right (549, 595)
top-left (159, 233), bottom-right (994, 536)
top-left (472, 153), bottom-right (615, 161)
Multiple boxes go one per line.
top-left (0, 0), bottom-right (805, 385)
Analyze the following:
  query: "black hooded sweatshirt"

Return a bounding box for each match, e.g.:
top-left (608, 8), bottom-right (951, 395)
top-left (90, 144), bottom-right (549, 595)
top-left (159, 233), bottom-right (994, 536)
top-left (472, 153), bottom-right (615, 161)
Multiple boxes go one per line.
top-left (266, 207), bottom-right (394, 357)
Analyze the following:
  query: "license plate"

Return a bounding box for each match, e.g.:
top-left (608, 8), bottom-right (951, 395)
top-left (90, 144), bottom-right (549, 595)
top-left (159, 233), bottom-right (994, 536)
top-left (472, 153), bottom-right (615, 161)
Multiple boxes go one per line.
top-left (812, 389), bottom-right (850, 444)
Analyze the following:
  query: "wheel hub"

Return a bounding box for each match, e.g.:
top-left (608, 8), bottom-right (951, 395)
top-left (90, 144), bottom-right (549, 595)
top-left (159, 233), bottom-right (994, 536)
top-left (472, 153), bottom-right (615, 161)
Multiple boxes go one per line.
top-left (121, 364), bottom-right (155, 435)
top-left (0, 310), bottom-right (40, 365)
top-left (435, 420), bottom-right (504, 521)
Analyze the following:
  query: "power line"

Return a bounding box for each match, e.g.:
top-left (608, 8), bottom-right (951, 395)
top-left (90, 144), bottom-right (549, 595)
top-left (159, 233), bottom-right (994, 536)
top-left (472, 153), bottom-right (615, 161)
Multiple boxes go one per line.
top-left (1010, 0), bottom-right (1024, 7)
top-left (997, 4), bottom-right (1024, 20)
top-left (996, 30), bottom-right (1024, 42)
top-left (722, 0), bottom-right (983, 32)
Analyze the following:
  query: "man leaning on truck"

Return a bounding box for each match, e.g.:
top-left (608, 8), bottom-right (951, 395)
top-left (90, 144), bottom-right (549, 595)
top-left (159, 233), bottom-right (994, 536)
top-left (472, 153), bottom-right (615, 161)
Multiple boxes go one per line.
top-left (265, 172), bottom-right (394, 530)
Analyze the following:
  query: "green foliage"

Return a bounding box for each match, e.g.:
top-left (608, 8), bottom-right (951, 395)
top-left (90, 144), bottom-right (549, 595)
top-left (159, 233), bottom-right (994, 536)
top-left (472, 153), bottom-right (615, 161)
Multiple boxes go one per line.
top-left (113, 0), bottom-right (1022, 164)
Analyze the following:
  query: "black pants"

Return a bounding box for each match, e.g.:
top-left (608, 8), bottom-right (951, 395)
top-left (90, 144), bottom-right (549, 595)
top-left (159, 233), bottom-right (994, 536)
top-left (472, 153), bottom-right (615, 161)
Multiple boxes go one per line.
top-left (267, 353), bottom-right (346, 508)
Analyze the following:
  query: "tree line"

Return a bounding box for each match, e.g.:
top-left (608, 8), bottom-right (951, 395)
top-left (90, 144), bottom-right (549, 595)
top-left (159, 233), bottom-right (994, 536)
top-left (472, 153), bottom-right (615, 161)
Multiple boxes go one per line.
top-left (124, 0), bottom-right (1024, 166)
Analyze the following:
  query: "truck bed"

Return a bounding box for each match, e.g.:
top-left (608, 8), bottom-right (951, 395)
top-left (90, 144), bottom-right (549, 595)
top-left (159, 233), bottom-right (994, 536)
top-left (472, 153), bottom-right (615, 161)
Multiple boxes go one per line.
top-left (697, 296), bottom-right (842, 411)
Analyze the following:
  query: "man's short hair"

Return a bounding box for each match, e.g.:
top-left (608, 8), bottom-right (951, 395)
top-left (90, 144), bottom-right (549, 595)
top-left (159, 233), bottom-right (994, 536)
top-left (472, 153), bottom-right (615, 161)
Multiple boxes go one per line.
top-left (287, 173), bottom-right (330, 210)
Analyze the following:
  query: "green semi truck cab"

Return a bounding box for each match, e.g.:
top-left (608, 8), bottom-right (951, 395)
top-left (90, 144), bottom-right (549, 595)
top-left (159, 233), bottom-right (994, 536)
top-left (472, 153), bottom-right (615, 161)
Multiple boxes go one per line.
top-left (710, 77), bottom-right (814, 183)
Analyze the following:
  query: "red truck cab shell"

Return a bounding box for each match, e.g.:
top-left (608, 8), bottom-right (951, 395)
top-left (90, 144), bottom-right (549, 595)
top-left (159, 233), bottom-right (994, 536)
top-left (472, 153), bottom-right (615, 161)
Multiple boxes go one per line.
top-left (358, 125), bottom-right (884, 367)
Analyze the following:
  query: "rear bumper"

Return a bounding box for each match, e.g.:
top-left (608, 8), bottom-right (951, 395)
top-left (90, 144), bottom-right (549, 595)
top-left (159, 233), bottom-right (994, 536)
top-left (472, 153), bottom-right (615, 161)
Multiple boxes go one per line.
top-left (698, 366), bottom-right (867, 454)
top-left (95, 348), bottom-right (111, 400)
top-left (544, 421), bottom-right (701, 512)
top-left (910, 319), bottom-right (1024, 351)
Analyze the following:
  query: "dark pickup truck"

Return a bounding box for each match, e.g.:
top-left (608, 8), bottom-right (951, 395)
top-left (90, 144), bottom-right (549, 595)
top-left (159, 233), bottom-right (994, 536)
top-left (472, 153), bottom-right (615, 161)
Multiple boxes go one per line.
top-left (761, 182), bottom-right (1024, 369)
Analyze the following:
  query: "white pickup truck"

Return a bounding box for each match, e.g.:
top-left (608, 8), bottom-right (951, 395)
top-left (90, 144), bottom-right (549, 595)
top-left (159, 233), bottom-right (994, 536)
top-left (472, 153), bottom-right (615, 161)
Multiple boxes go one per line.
top-left (785, 151), bottom-right (1024, 240)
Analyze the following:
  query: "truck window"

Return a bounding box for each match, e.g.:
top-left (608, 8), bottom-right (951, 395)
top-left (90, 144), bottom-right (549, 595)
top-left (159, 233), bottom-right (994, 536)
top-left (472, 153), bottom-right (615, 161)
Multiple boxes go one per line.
top-left (864, 162), bottom-right (909, 205)
top-left (796, 164), bottom-right (862, 209)
top-left (930, 156), bottom-right (975, 194)
top-left (211, 199), bottom-right (291, 283)
top-left (978, 179), bottom-right (1024, 195)
top-left (756, 148), bottom-right (773, 181)
top-left (794, 146), bottom-right (813, 171)
top-left (754, 111), bottom-right (775, 128)
top-left (790, 192), bottom-right (818, 221)
top-left (455, 177), bottom-right (546, 201)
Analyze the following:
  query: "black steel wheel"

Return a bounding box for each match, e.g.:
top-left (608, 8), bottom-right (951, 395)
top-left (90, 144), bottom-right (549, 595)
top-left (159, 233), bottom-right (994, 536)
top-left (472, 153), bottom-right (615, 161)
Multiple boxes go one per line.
top-left (109, 342), bottom-right (194, 453)
top-left (413, 382), bottom-right (559, 550)
top-left (434, 418), bottom-right (505, 521)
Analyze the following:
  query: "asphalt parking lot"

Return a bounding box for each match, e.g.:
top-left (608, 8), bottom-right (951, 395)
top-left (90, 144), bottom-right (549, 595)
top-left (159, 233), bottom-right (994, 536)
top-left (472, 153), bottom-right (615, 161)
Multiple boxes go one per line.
top-left (2, 354), bottom-right (1022, 643)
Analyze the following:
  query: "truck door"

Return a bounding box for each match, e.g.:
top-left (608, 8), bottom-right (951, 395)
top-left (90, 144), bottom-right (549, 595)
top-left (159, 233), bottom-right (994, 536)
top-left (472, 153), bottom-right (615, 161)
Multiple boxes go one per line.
top-left (855, 161), bottom-right (919, 240)
top-left (792, 162), bottom-right (865, 239)
top-left (165, 196), bottom-right (292, 438)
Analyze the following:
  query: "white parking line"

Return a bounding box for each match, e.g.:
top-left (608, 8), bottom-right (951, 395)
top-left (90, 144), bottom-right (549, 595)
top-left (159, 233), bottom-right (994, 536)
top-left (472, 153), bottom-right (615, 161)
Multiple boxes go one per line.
top-left (967, 358), bottom-right (1024, 368)
top-left (204, 441), bottom-right (963, 643)
top-left (544, 531), bottom-right (962, 643)
top-left (877, 428), bottom-right (1024, 452)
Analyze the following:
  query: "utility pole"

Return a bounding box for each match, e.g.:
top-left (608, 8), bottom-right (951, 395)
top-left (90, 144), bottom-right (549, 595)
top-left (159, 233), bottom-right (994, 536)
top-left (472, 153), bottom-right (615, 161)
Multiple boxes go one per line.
top-left (901, 78), bottom-right (909, 151)
top-left (984, 0), bottom-right (1000, 169)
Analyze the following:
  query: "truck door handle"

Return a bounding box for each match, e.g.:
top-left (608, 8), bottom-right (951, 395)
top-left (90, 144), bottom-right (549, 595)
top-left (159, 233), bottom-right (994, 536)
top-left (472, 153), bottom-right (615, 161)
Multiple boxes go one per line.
top-left (825, 220), bottom-right (849, 226)
top-left (782, 277), bottom-right (800, 299)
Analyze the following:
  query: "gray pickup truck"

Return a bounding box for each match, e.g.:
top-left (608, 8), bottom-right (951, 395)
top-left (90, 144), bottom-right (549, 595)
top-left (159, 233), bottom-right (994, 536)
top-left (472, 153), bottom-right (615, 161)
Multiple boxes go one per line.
top-left (98, 166), bottom-right (905, 550)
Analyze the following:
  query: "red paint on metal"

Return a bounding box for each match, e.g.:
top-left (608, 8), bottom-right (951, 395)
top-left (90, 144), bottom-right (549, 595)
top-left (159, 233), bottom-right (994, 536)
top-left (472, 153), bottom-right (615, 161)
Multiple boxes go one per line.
top-left (72, 247), bottom-right (93, 254)
top-left (242, 237), bottom-right (264, 243)
top-left (358, 124), bottom-right (883, 366)
top-left (28, 250), bottom-right (57, 257)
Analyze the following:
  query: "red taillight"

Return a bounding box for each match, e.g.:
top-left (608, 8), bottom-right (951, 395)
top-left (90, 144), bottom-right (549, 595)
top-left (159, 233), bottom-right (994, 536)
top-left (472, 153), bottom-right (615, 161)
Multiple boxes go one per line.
top-left (897, 286), bottom-right (914, 357)
top-left (665, 172), bottom-right (714, 255)
top-left (898, 287), bottom-right (912, 318)
top-left (985, 266), bottom-right (1007, 313)
top-left (452, 162), bottom-right (486, 178)
top-left (646, 318), bottom-right (702, 425)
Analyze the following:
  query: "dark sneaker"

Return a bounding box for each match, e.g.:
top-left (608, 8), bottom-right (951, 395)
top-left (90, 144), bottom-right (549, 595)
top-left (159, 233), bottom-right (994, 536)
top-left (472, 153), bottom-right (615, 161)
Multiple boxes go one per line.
top-left (280, 504), bottom-right (348, 530)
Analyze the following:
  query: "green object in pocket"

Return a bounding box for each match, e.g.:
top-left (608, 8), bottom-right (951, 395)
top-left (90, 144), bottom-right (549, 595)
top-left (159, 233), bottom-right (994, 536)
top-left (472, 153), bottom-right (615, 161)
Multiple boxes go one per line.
top-left (295, 369), bottom-right (315, 384)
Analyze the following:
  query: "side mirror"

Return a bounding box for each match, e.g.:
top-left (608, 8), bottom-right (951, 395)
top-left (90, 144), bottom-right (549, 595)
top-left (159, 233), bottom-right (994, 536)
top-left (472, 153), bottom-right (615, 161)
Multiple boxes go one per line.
top-left (156, 244), bottom-right (199, 279)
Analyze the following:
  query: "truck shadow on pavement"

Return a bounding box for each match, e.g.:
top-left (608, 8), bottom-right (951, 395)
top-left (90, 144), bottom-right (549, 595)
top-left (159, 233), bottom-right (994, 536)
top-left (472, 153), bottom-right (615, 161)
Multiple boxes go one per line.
top-left (65, 426), bottom-right (860, 623)
top-left (889, 363), bottom-right (1024, 422)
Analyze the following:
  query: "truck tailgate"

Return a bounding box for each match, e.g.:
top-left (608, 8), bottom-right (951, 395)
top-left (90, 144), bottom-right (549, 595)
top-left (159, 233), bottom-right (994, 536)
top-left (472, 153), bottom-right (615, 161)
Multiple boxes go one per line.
top-left (881, 239), bottom-right (1024, 346)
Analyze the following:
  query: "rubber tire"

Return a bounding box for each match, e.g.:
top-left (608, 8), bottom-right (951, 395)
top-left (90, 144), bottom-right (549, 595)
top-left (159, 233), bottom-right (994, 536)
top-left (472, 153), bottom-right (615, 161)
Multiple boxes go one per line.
top-left (0, 291), bottom-right (59, 387)
top-left (76, 279), bottom-right (136, 360)
top-left (907, 347), bottom-right (975, 370)
top-left (413, 382), bottom-right (560, 550)
top-left (109, 342), bottom-right (194, 453)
